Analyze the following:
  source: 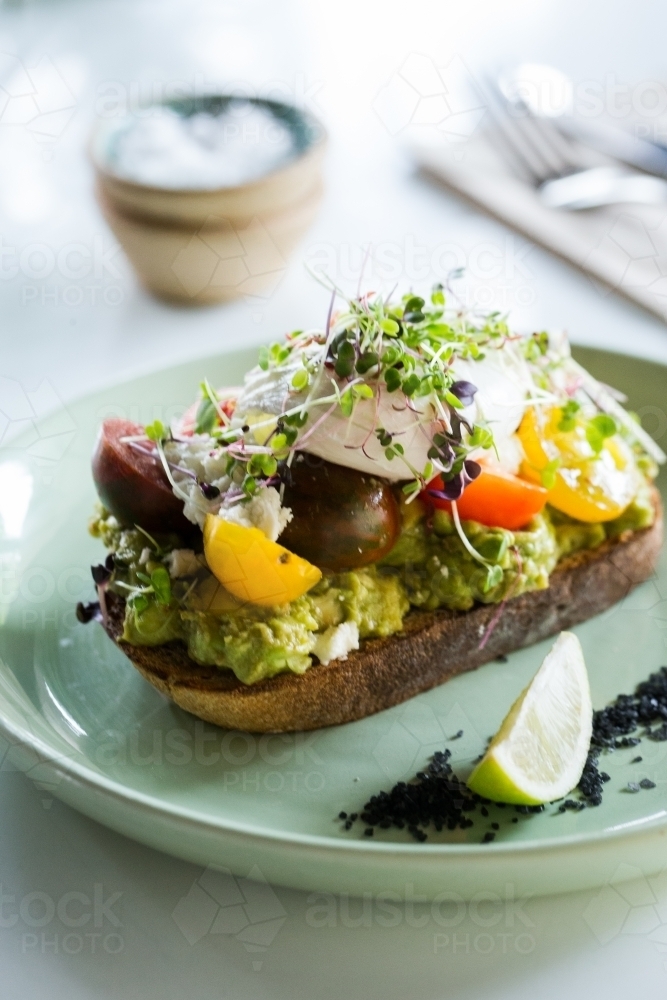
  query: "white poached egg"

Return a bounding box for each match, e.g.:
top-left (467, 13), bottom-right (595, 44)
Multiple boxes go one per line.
top-left (235, 340), bottom-right (533, 480)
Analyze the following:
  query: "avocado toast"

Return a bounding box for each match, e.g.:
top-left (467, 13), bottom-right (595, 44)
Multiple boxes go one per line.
top-left (83, 285), bottom-right (665, 731)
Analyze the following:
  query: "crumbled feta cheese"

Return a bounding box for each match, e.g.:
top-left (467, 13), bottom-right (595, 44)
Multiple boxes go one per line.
top-left (167, 548), bottom-right (204, 579)
top-left (312, 622), bottom-right (360, 665)
top-left (163, 438), bottom-right (232, 528)
top-left (202, 450), bottom-right (231, 483)
top-left (165, 438), bottom-right (211, 480)
top-left (178, 479), bottom-right (217, 528)
top-left (219, 487), bottom-right (292, 542)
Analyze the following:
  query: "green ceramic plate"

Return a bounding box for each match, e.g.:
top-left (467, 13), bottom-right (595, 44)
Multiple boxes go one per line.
top-left (1, 346), bottom-right (666, 900)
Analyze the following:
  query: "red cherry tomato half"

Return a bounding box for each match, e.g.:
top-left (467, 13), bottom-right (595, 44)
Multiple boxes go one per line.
top-left (92, 418), bottom-right (195, 537)
top-left (421, 469), bottom-right (548, 531)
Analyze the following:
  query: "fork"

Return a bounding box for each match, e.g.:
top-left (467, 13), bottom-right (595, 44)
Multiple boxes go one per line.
top-left (481, 78), bottom-right (667, 211)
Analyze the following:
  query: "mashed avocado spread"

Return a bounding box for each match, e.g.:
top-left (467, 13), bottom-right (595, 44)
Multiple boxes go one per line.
top-left (90, 481), bottom-right (654, 685)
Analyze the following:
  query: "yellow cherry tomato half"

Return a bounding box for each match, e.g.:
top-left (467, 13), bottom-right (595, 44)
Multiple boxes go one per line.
top-left (203, 515), bottom-right (322, 607)
top-left (518, 406), bottom-right (637, 523)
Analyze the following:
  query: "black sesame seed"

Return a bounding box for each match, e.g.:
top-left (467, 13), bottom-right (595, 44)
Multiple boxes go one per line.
top-left (338, 811), bottom-right (347, 820)
top-left (340, 664), bottom-right (667, 842)
top-left (558, 799), bottom-right (585, 813)
top-left (577, 665), bottom-right (667, 806)
top-left (578, 750), bottom-right (607, 807)
top-left (592, 667), bottom-right (667, 749)
top-left (495, 654), bottom-right (509, 663)
top-left (338, 745), bottom-right (482, 841)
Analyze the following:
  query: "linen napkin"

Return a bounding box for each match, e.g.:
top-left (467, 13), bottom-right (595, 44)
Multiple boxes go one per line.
top-left (414, 131), bottom-right (667, 323)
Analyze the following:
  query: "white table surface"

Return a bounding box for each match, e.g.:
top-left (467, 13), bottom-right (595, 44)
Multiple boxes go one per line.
top-left (3, 0), bottom-right (667, 996)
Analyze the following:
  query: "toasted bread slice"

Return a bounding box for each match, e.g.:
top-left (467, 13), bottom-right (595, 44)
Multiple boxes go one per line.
top-left (102, 492), bottom-right (663, 732)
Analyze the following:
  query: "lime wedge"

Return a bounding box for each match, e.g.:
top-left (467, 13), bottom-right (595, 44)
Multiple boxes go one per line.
top-left (467, 632), bottom-right (592, 805)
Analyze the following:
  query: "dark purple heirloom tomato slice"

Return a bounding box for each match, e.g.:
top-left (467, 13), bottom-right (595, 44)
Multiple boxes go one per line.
top-left (92, 418), bottom-right (193, 536)
top-left (280, 454), bottom-right (400, 571)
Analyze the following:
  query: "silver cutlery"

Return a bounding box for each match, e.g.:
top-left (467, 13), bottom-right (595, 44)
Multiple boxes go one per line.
top-left (482, 72), bottom-right (667, 210)
top-left (500, 63), bottom-right (667, 180)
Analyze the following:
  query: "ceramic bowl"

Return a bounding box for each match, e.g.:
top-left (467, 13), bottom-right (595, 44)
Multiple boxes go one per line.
top-left (90, 96), bottom-right (326, 305)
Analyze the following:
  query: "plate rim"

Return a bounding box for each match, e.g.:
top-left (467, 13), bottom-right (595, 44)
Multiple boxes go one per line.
top-left (1, 699), bottom-right (667, 858)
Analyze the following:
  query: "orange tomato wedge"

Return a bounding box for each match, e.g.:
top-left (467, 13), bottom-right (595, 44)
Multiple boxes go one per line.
top-left (421, 470), bottom-right (548, 531)
top-left (203, 515), bottom-right (322, 607)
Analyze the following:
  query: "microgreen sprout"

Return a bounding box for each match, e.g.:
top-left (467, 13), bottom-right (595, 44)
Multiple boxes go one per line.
top-left (148, 277), bottom-right (664, 532)
top-left (150, 565), bottom-right (172, 605)
top-left (586, 413), bottom-right (617, 454)
top-left (555, 399), bottom-right (617, 455)
top-left (540, 459), bottom-right (560, 490)
top-left (173, 282), bottom-right (516, 504)
top-left (195, 394), bottom-right (218, 435)
top-left (134, 524), bottom-right (165, 556)
top-left (558, 399), bottom-right (581, 432)
top-left (450, 502), bottom-right (505, 593)
top-left (110, 559), bottom-right (172, 611)
top-left (144, 420), bottom-right (167, 443)
top-left (523, 347), bottom-right (666, 465)
top-left (522, 331), bottom-right (550, 362)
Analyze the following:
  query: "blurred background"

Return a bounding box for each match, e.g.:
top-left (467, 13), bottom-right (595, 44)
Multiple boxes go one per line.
top-left (2, 0), bottom-right (667, 413)
top-left (4, 4), bottom-right (667, 998)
